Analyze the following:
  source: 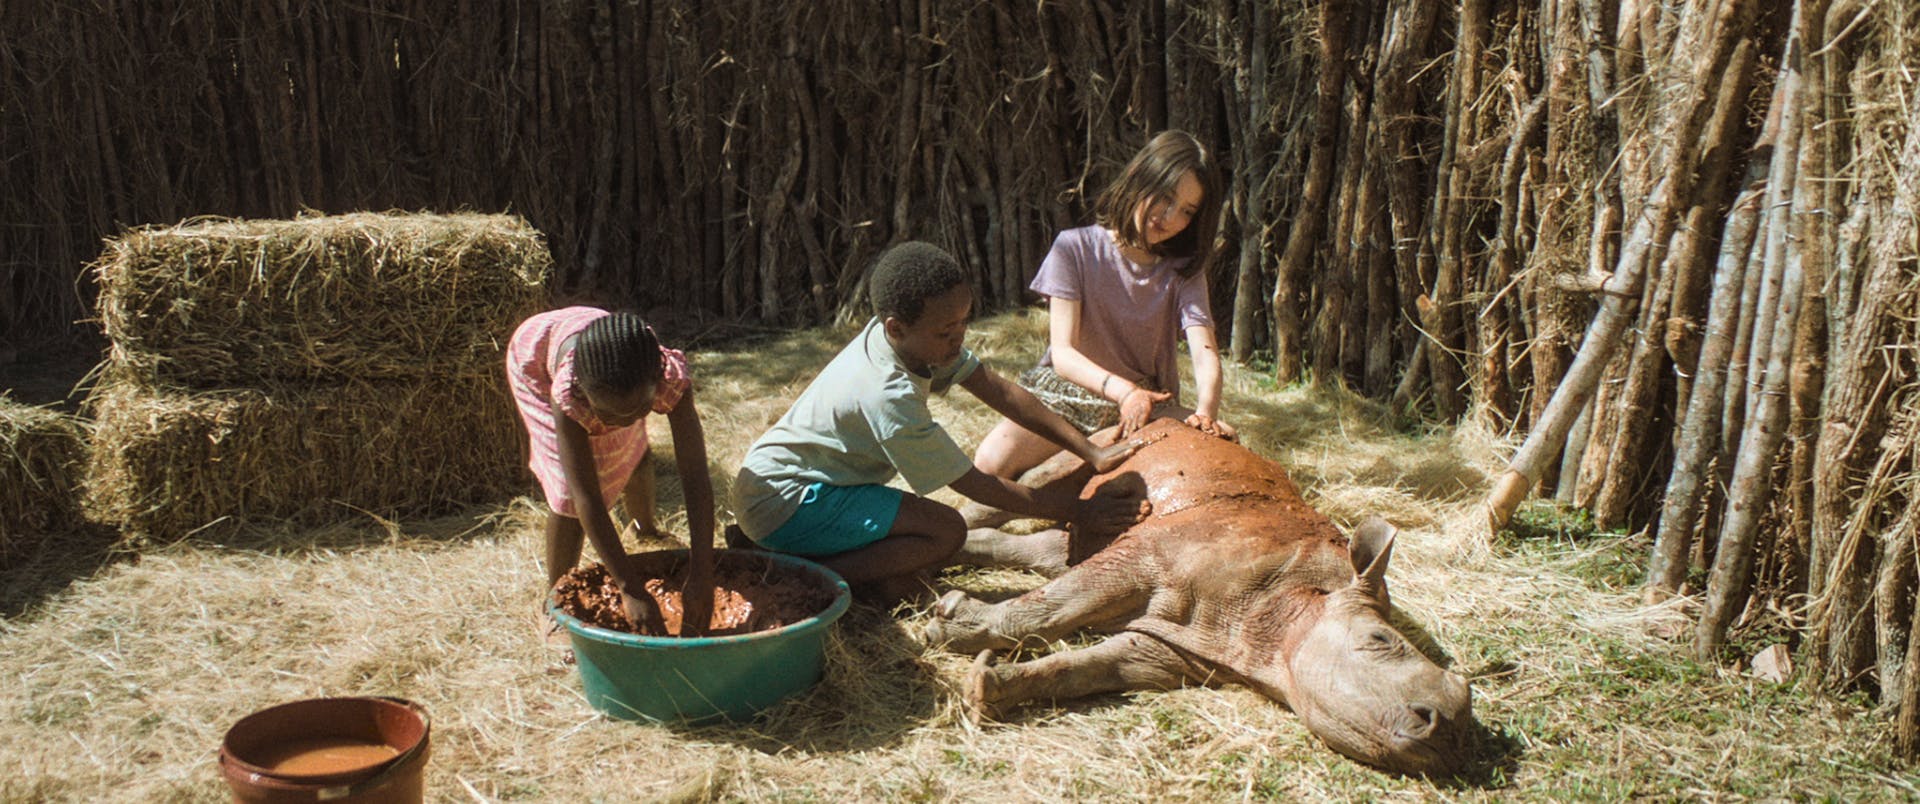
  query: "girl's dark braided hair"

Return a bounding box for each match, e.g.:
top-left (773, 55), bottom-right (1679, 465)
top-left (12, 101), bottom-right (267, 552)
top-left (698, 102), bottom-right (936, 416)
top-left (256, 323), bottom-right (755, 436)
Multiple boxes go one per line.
top-left (574, 311), bottom-right (662, 395)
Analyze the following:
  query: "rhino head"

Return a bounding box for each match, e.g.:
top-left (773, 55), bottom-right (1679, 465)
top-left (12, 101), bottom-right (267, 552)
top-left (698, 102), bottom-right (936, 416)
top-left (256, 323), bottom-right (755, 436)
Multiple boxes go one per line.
top-left (1277, 518), bottom-right (1473, 775)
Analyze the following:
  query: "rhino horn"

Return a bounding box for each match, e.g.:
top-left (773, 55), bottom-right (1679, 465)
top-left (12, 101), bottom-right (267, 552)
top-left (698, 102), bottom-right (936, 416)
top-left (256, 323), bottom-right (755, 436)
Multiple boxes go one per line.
top-left (1348, 516), bottom-right (1396, 606)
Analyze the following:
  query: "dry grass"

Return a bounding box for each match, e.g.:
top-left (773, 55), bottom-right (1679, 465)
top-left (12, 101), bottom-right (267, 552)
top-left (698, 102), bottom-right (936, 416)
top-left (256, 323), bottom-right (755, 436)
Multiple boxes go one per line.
top-left (93, 212), bottom-right (549, 386)
top-left (0, 397), bottom-right (88, 566)
top-left (83, 374), bottom-right (527, 542)
top-left (81, 211), bottom-right (546, 542)
top-left (1, 311), bottom-right (1912, 802)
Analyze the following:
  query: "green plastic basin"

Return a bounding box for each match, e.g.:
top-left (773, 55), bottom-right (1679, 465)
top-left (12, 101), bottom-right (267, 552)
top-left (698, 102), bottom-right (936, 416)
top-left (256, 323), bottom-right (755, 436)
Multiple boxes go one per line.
top-left (549, 549), bottom-right (851, 723)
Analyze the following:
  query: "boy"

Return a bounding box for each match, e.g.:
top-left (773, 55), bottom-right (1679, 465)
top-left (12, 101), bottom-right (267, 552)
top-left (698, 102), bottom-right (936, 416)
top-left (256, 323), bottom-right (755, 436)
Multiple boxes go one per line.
top-left (731, 241), bottom-right (1150, 602)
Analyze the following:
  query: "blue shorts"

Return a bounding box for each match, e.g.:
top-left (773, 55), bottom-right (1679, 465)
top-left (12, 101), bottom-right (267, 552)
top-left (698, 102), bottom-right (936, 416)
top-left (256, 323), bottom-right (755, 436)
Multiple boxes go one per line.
top-left (758, 483), bottom-right (903, 558)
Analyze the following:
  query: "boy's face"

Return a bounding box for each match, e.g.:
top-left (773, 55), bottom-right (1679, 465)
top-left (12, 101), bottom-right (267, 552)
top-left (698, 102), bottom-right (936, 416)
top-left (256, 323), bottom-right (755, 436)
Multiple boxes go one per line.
top-left (884, 283), bottom-right (973, 374)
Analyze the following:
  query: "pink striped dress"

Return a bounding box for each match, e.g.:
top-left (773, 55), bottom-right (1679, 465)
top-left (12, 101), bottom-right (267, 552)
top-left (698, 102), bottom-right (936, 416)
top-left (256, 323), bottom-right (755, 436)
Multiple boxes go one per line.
top-left (505, 307), bottom-right (690, 517)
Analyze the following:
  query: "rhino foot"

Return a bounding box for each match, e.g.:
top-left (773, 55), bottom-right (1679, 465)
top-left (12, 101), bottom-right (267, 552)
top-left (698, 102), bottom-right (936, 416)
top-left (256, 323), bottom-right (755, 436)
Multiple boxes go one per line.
top-left (926, 591), bottom-right (1016, 654)
top-left (960, 501), bottom-right (1018, 530)
top-left (935, 589), bottom-right (968, 619)
top-left (963, 649), bottom-right (1001, 725)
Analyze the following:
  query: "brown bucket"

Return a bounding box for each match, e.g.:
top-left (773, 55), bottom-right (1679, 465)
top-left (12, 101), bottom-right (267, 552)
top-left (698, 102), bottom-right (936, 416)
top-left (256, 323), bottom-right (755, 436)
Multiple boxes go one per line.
top-left (218, 696), bottom-right (430, 804)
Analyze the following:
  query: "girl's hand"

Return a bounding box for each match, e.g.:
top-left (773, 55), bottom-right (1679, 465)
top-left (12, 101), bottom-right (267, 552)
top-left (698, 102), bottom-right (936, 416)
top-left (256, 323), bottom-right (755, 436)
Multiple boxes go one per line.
top-left (1185, 413), bottom-right (1238, 441)
top-left (1119, 388), bottom-right (1172, 435)
top-left (678, 562), bottom-right (715, 637)
top-left (618, 584), bottom-right (667, 633)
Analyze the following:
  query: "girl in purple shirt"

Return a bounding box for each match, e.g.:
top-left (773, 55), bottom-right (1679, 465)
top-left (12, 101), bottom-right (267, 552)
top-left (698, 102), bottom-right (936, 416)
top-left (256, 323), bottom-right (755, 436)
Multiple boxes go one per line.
top-left (976, 130), bottom-right (1237, 480)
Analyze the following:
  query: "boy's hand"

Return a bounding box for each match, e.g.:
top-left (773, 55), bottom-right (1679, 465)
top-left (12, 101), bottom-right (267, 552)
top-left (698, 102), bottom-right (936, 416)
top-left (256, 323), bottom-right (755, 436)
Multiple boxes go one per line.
top-left (1070, 492), bottom-right (1151, 537)
top-left (1119, 388), bottom-right (1172, 435)
top-left (1088, 437), bottom-right (1147, 474)
top-left (1184, 413), bottom-right (1238, 441)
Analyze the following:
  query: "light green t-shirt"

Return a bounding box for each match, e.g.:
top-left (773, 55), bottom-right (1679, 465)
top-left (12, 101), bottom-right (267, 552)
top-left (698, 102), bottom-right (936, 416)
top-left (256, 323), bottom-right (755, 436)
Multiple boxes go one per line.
top-left (732, 317), bottom-right (981, 538)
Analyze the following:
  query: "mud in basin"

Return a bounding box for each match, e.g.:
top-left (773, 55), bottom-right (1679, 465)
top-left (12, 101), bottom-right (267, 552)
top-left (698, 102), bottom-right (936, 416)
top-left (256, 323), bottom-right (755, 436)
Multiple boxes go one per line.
top-left (547, 548), bottom-right (852, 722)
top-left (552, 549), bottom-right (839, 636)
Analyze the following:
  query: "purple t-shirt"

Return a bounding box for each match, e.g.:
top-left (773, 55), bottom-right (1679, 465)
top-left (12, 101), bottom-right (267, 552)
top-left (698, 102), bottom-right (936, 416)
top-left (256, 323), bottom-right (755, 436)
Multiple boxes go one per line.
top-left (1029, 225), bottom-right (1214, 402)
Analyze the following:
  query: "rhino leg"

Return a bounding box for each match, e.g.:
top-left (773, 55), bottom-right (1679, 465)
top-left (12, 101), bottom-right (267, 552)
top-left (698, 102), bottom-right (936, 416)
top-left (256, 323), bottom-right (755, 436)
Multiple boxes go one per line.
top-left (927, 562), bottom-right (1150, 653)
top-left (966, 632), bottom-right (1200, 721)
top-left (946, 527), bottom-right (1070, 576)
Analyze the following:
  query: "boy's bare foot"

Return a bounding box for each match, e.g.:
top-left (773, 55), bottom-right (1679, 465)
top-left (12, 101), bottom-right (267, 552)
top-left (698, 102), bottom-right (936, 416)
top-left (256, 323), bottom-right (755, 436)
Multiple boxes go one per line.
top-left (723, 524), bottom-right (759, 551)
top-left (620, 519), bottom-right (667, 546)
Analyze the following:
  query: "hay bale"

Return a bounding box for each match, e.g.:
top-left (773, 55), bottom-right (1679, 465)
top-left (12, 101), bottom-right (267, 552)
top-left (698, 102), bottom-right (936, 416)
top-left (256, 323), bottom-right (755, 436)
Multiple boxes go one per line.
top-left (95, 212), bottom-right (549, 387)
top-left (0, 397), bottom-right (88, 565)
top-left (84, 375), bottom-right (528, 540)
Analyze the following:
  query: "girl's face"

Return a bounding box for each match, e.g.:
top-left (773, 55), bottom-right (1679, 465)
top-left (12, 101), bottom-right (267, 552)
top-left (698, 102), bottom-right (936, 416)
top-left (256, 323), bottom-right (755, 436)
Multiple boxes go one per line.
top-left (582, 380), bottom-right (656, 427)
top-left (1133, 170), bottom-right (1205, 247)
top-left (885, 283), bottom-right (973, 375)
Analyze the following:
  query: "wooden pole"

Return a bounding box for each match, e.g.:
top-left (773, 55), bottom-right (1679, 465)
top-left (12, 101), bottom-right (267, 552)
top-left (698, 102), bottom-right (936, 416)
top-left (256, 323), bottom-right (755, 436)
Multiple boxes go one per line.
top-left (1694, 0), bottom-right (1816, 661)
top-left (1485, 0), bottom-right (1754, 531)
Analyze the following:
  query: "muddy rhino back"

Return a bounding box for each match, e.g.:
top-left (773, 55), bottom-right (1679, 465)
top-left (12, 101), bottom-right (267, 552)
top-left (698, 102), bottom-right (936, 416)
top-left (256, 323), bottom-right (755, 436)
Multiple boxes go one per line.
top-left (1086, 420), bottom-right (1344, 553)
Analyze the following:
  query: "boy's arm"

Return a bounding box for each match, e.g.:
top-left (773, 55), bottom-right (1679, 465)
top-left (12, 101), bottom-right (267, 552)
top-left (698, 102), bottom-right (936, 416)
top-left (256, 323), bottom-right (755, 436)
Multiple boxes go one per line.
top-left (960, 365), bottom-right (1142, 473)
top-left (948, 467), bottom-right (1147, 535)
top-left (664, 389), bottom-right (715, 636)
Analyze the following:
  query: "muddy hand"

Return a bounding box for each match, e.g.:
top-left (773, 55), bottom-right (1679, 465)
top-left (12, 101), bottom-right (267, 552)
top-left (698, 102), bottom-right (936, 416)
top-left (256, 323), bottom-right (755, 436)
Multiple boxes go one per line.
top-left (1072, 493), bottom-right (1151, 537)
top-left (1184, 413), bottom-right (1238, 442)
top-left (678, 563), bottom-right (715, 637)
top-left (1088, 437), bottom-right (1149, 473)
top-left (619, 587), bottom-right (668, 634)
top-left (1118, 388), bottom-right (1172, 436)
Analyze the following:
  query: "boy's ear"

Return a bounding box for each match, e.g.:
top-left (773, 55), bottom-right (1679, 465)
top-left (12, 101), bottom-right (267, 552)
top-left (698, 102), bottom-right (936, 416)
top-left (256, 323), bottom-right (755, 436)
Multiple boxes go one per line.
top-left (881, 315), bottom-right (908, 340)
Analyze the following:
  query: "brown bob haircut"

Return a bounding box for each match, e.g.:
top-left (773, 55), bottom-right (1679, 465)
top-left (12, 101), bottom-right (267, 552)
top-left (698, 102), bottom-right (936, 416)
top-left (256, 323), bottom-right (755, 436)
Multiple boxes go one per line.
top-left (1092, 130), bottom-right (1223, 279)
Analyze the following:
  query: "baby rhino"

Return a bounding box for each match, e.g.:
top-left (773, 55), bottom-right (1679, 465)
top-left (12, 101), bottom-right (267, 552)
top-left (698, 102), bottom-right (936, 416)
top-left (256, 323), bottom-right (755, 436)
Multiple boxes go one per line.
top-left (932, 419), bottom-right (1474, 775)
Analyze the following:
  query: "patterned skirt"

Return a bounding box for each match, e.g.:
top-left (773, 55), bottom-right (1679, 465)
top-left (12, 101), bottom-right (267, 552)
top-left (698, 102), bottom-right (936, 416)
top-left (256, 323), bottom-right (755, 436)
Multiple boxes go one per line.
top-left (1017, 366), bottom-right (1121, 435)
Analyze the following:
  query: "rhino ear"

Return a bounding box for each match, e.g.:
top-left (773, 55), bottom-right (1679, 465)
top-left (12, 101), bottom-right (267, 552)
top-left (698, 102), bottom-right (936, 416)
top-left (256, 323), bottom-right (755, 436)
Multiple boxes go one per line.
top-left (1349, 517), bottom-right (1397, 601)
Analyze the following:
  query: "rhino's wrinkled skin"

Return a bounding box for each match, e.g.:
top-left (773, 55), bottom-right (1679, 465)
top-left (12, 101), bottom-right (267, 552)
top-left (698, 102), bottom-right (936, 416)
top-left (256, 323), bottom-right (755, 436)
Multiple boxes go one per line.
top-left (932, 419), bottom-right (1474, 775)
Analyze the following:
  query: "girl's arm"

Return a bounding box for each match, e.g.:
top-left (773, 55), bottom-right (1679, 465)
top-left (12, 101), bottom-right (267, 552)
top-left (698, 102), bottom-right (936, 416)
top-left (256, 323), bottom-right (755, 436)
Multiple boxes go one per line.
top-left (664, 388), bottom-right (716, 636)
top-left (1042, 297), bottom-right (1106, 390)
top-left (961, 365), bottom-right (1144, 473)
top-left (555, 412), bottom-right (662, 628)
top-left (1048, 297), bottom-right (1169, 434)
top-left (1186, 324), bottom-right (1224, 419)
top-left (1184, 324), bottom-right (1236, 439)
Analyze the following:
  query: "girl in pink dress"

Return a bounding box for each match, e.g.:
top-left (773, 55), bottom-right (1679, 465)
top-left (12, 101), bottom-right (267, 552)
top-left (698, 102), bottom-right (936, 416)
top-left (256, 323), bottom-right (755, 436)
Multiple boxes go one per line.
top-left (507, 307), bottom-right (714, 633)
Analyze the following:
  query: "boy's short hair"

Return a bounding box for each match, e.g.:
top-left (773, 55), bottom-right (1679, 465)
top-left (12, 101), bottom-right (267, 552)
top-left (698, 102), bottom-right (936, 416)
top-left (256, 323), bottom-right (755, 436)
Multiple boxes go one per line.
top-left (869, 241), bottom-right (968, 324)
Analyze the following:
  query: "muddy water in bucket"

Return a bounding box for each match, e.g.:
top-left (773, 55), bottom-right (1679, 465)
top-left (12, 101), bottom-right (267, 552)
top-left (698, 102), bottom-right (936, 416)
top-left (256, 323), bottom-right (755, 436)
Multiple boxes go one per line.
top-left (219, 696), bottom-right (430, 803)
